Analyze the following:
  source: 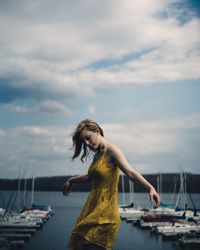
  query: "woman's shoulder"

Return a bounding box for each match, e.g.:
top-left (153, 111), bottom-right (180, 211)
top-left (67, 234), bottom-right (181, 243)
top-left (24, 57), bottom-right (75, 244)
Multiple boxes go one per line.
top-left (106, 143), bottom-right (124, 160)
top-left (106, 143), bottom-right (129, 169)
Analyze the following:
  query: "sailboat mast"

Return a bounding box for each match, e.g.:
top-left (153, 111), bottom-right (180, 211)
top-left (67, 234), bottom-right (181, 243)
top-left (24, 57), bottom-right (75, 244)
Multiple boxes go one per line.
top-left (121, 174), bottom-right (126, 204)
top-left (160, 172), bottom-right (162, 200)
top-left (157, 174), bottom-right (160, 194)
top-left (31, 176), bottom-right (35, 206)
top-left (17, 166), bottom-right (21, 211)
top-left (23, 178), bottom-right (27, 207)
top-left (129, 180), bottom-right (134, 204)
top-left (184, 172), bottom-right (187, 209)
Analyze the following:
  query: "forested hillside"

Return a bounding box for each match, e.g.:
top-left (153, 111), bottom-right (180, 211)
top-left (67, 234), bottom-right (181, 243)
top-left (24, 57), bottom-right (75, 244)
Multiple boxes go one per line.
top-left (0, 173), bottom-right (199, 193)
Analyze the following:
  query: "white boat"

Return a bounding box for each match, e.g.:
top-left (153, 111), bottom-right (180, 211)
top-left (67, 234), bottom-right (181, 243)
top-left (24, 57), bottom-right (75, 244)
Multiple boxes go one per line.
top-left (156, 223), bottom-right (200, 234)
top-left (178, 237), bottom-right (200, 246)
top-left (0, 208), bottom-right (5, 216)
top-left (119, 207), bottom-right (147, 219)
top-left (140, 221), bottom-right (173, 229)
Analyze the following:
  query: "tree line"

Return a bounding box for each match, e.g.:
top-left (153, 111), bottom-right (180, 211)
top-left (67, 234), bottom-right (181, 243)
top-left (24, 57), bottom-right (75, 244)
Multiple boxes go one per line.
top-left (0, 173), bottom-right (200, 193)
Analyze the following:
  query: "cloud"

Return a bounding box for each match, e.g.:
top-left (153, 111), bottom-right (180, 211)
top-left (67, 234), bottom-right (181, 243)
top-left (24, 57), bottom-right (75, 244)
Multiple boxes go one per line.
top-left (0, 112), bottom-right (200, 177)
top-left (1, 103), bottom-right (29, 113)
top-left (36, 100), bottom-right (74, 115)
top-left (0, 1), bottom-right (199, 177)
top-left (0, 99), bottom-right (74, 116)
top-left (104, 107), bottom-right (141, 119)
top-left (88, 105), bottom-right (96, 114)
top-left (102, 113), bottom-right (200, 173)
top-left (0, 125), bottom-right (73, 178)
top-left (104, 113), bottom-right (200, 154)
top-left (0, 0), bottom-right (199, 104)
top-left (0, 129), bottom-right (6, 136)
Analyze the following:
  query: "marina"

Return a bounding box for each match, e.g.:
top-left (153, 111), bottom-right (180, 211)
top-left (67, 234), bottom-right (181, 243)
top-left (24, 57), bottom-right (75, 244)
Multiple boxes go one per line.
top-left (119, 179), bottom-right (200, 249)
top-left (0, 179), bottom-right (54, 250)
top-left (0, 208), bottom-right (54, 249)
top-left (118, 173), bottom-right (200, 249)
top-left (119, 206), bottom-right (200, 247)
top-left (0, 189), bottom-right (200, 250)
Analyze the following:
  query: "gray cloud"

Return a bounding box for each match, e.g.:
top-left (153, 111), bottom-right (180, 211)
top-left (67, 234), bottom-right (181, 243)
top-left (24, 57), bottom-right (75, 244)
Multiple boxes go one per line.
top-left (0, 1), bottom-right (199, 177)
top-left (0, 0), bottom-right (199, 105)
top-left (0, 100), bottom-right (74, 116)
top-left (37, 100), bottom-right (74, 115)
top-left (1, 103), bottom-right (29, 113)
top-left (0, 113), bottom-right (200, 178)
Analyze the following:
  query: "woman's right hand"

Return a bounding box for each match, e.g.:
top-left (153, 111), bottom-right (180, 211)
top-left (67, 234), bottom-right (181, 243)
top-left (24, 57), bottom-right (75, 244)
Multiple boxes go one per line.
top-left (63, 180), bottom-right (72, 196)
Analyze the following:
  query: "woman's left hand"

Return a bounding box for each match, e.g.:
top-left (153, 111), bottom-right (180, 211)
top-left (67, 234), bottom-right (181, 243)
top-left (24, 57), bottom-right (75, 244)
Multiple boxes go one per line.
top-left (149, 187), bottom-right (161, 208)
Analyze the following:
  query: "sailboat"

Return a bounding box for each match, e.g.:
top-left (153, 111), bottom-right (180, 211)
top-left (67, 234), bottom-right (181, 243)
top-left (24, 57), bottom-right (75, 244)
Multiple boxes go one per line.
top-left (21, 176), bottom-right (54, 216)
top-left (118, 175), bottom-right (147, 220)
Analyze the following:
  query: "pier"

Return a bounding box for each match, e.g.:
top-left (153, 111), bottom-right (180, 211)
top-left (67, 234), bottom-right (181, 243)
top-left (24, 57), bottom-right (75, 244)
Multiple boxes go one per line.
top-left (0, 208), bottom-right (54, 249)
top-left (119, 207), bottom-right (200, 248)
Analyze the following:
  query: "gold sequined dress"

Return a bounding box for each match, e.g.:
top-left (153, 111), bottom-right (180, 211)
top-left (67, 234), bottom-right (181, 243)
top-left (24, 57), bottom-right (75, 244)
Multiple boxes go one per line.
top-left (68, 152), bottom-right (121, 250)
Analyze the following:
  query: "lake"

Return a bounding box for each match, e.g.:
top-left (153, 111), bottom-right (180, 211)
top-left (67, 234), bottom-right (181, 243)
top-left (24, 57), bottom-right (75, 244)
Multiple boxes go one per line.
top-left (1, 191), bottom-right (199, 250)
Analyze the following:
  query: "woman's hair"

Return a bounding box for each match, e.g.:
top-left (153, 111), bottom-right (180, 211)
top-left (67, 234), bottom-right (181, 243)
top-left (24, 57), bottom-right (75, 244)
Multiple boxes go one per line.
top-left (71, 119), bottom-right (104, 162)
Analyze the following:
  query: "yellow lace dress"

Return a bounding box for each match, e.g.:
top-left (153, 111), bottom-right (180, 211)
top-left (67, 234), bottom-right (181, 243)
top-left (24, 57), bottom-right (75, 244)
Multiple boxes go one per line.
top-left (68, 152), bottom-right (121, 250)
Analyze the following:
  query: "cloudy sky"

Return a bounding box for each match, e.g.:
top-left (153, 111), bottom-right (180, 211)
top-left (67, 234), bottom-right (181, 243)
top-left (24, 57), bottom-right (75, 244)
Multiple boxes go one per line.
top-left (0, 0), bottom-right (200, 178)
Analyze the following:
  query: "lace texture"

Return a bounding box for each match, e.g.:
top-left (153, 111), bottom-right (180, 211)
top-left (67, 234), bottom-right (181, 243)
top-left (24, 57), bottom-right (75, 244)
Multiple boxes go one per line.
top-left (68, 153), bottom-right (121, 250)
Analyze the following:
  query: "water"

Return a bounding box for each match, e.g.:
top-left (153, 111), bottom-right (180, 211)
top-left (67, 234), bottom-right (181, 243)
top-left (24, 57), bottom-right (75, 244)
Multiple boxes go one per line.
top-left (1, 191), bottom-right (200, 250)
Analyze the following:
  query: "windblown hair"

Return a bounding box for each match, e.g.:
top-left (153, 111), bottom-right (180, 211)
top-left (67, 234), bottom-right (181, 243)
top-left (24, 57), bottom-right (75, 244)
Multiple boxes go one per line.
top-left (71, 119), bottom-right (104, 162)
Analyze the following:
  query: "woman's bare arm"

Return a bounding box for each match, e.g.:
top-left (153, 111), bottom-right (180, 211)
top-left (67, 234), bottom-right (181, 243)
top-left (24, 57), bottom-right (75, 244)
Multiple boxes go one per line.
top-left (63, 174), bottom-right (91, 196)
top-left (108, 144), bottom-right (161, 208)
top-left (68, 174), bottom-right (91, 184)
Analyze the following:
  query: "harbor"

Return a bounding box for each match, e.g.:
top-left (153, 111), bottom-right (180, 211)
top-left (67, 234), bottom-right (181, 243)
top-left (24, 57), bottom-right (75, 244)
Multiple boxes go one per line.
top-left (1, 171), bottom-right (200, 250)
top-left (0, 205), bottom-right (54, 249)
top-left (0, 177), bottom-right (54, 250)
top-left (1, 191), bottom-right (199, 250)
top-left (119, 206), bottom-right (200, 248)
top-left (119, 173), bottom-right (200, 249)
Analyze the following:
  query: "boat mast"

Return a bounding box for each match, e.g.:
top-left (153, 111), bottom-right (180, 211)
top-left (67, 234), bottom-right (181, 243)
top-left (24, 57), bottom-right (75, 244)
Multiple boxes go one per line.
top-left (31, 176), bottom-right (35, 206)
top-left (23, 177), bottom-right (27, 207)
top-left (17, 165), bottom-right (21, 211)
top-left (184, 172), bottom-right (187, 209)
top-left (129, 179), bottom-right (134, 205)
top-left (157, 173), bottom-right (160, 194)
top-left (160, 172), bottom-right (162, 202)
top-left (121, 174), bottom-right (126, 205)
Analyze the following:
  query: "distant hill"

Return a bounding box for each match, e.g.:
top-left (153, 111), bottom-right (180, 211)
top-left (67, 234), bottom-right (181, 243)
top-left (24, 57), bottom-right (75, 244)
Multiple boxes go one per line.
top-left (0, 173), bottom-right (199, 193)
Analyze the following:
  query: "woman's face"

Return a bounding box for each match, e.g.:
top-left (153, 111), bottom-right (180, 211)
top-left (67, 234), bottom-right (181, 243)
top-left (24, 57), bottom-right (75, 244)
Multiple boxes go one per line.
top-left (81, 128), bottom-right (100, 150)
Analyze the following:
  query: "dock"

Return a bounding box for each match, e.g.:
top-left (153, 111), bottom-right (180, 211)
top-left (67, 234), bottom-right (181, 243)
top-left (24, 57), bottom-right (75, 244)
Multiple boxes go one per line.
top-left (120, 205), bottom-right (200, 248)
top-left (0, 207), bottom-right (54, 249)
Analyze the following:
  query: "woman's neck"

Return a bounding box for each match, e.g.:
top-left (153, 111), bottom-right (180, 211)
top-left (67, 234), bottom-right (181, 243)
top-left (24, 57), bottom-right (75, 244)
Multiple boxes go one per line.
top-left (94, 138), bottom-right (109, 157)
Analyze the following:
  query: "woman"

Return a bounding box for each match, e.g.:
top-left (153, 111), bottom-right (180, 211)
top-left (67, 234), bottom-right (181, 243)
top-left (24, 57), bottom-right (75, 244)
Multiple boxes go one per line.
top-left (63, 119), bottom-right (160, 250)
